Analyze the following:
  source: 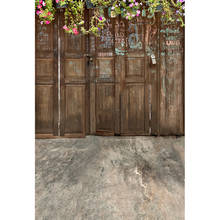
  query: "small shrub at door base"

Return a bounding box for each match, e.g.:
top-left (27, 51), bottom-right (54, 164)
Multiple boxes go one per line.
top-left (35, 0), bottom-right (185, 36)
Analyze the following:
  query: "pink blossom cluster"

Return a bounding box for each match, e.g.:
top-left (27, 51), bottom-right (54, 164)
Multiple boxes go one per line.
top-left (55, 0), bottom-right (66, 3)
top-left (36, 0), bottom-right (53, 25)
top-left (123, 0), bottom-right (142, 20)
top-left (63, 25), bottom-right (79, 35)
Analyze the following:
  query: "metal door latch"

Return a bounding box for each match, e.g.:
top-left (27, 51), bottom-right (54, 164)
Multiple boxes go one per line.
top-left (151, 54), bottom-right (156, 64)
top-left (84, 54), bottom-right (94, 63)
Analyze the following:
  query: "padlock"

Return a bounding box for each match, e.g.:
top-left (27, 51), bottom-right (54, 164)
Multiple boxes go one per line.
top-left (151, 54), bottom-right (156, 64)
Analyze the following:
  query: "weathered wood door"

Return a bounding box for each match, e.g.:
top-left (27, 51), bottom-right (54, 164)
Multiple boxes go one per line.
top-left (119, 17), bottom-right (149, 135)
top-left (35, 15), bottom-right (58, 138)
top-left (35, 11), bottom-right (184, 138)
top-left (59, 12), bottom-right (88, 137)
top-left (88, 11), bottom-right (116, 135)
top-left (89, 13), bottom-right (151, 136)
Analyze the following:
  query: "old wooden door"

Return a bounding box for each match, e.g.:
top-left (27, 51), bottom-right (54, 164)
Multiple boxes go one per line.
top-left (35, 15), bottom-right (58, 138)
top-left (88, 10), bottom-right (116, 135)
top-left (89, 12), bottom-right (151, 135)
top-left (35, 11), bottom-right (184, 138)
top-left (59, 12), bottom-right (88, 137)
top-left (120, 17), bottom-right (149, 135)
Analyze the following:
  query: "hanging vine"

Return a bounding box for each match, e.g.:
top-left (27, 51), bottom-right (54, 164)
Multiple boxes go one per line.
top-left (35, 0), bottom-right (185, 35)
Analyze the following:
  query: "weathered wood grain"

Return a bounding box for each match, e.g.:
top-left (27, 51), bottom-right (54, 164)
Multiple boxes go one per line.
top-left (35, 12), bottom-right (184, 138)
top-left (159, 22), bottom-right (184, 135)
top-left (59, 11), bottom-right (86, 137)
top-left (35, 14), bottom-right (58, 138)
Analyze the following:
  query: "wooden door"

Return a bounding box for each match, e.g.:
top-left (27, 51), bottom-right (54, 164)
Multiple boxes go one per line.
top-left (35, 16), bottom-right (58, 138)
top-left (88, 13), bottom-right (153, 136)
top-left (89, 13), bottom-right (151, 136)
top-left (35, 12), bottom-right (184, 138)
top-left (89, 10), bottom-right (116, 135)
top-left (159, 23), bottom-right (184, 135)
top-left (120, 17), bottom-right (149, 135)
top-left (59, 12), bottom-right (88, 137)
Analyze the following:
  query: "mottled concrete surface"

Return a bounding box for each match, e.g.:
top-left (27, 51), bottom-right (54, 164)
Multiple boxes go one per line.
top-left (36, 136), bottom-right (184, 220)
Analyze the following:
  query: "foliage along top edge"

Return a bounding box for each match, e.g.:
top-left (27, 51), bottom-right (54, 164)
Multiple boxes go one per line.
top-left (35, 0), bottom-right (185, 35)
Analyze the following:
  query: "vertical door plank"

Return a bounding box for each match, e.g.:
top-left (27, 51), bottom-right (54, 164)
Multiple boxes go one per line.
top-left (120, 16), bottom-right (147, 135)
top-left (94, 9), bottom-right (116, 135)
top-left (159, 21), bottom-right (184, 135)
top-left (145, 19), bottom-right (160, 135)
top-left (35, 14), bottom-right (58, 138)
top-left (59, 11), bottom-right (87, 137)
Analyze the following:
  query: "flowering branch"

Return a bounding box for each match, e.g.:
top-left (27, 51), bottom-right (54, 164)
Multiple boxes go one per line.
top-left (35, 0), bottom-right (185, 35)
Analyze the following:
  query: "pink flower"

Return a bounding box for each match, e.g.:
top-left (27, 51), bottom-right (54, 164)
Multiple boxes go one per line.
top-left (56, 0), bottom-right (59, 3)
top-left (45, 20), bottom-right (50, 24)
top-left (37, 5), bottom-right (42, 9)
top-left (47, 12), bottom-right (52, 16)
top-left (36, 10), bottom-right (42, 15)
top-left (136, 10), bottom-right (140, 16)
top-left (129, 3), bottom-right (133, 7)
top-left (135, 2), bottom-right (138, 6)
top-left (42, 1), bottom-right (46, 6)
top-left (40, 21), bottom-right (43, 25)
top-left (63, 25), bottom-right (70, 31)
top-left (72, 28), bottom-right (79, 35)
top-left (99, 16), bottom-right (103, 21)
top-left (39, 0), bottom-right (43, 4)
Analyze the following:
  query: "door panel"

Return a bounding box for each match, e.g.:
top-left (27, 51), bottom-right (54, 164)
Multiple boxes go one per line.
top-left (120, 17), bottom-right (149, 135)
top-left (96, 84), bottom-right (115, 133)
top-left (121, 84), bottom-right (145, 134)
top-left (159, 23), bottom-right (184, 135)
top-left (35, 15), bottom-right (58, 138)
top-left (64, 85), bottom-right (85, 136)
top-left (60, 12), bottom-right (87, 137)
top-left (90, 10), bottom-right (116, 135)
top-left (36, 85), bottom-right (54, 133)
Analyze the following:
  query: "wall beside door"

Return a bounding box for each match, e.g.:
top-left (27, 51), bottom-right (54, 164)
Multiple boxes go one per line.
top-left (35, 11), bottom-right (184, 138)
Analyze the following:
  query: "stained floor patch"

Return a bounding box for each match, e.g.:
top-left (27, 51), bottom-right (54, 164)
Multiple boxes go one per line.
top-left (36, 136), bottom-right (184, 220)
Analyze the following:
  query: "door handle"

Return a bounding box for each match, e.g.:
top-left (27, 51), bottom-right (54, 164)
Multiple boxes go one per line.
top-left (84, 54), bottom-right (94, 63)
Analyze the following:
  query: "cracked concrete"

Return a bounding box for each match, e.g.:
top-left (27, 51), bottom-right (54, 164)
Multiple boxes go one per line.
top-left (36, 136), bottom-right (184, 220)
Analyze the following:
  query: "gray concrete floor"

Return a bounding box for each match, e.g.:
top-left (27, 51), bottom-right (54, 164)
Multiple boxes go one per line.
top-left (36, 136), bottom-right (184, 220)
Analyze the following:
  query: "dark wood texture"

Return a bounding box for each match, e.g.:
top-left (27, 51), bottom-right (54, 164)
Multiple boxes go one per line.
top-left (59, 11), bottom-right (86, 137)
top-left (90, 10), bottom-right (116, 135)
top-left (120, 17), bottom-right (149, 135)
top-left (145, 19), bottom-right (160, 135)
top-left (159, 22), bottom-right (184, 135)
top-left (35, 12), bottom-right (184, 138)
top-left (35, 15), bottom-right (58, 138)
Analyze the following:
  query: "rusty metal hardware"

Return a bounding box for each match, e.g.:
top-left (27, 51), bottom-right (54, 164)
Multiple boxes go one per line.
top-left (84, 54), bottom-right (94, 63)
top-left (151, 54), bottom-right (156, 64)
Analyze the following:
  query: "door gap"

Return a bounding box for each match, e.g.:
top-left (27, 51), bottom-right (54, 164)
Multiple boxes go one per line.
top-left (58, 15), bottom-right (61, 136)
